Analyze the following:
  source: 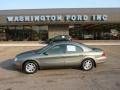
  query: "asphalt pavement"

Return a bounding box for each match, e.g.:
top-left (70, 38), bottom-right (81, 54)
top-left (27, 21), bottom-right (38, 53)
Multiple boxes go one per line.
top-left (0, 45), bottom-right (120, 90)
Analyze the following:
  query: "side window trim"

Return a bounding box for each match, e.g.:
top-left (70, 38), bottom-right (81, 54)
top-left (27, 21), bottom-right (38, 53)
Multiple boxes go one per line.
top-left (43, 44), bottom-right (66, 55)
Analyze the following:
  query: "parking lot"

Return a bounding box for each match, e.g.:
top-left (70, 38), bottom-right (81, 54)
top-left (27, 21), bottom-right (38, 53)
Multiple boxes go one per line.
top-left (0, 45), bottom-right (120, 90)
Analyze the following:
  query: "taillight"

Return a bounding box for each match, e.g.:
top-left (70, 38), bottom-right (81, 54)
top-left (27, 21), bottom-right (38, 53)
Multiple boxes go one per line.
top-left (102, 52), bottom-right (106, 56)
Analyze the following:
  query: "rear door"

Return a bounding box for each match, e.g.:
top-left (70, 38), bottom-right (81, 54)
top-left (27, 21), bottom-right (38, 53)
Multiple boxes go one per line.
top-left (64, 44), bottom-right (84, 67)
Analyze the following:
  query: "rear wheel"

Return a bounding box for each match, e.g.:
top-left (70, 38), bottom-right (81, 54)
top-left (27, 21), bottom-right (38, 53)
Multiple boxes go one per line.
top-left (23, 61), bottom-right (38, 74)
top-left (81, 59), bottom-right (94, 71)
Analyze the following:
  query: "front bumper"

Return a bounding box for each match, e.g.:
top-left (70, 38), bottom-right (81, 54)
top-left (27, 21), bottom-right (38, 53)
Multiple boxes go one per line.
top-left (13, 61), bottom-right (23, 70)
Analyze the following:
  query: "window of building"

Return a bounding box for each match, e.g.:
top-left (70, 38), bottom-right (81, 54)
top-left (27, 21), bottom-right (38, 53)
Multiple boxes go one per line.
top-left (32, 26), bottom-right (48, 41)
top-left (69, 24), bottom-right (120, 40)
top-left (0, 29), bottom-right (6, 41)
top-left (8, 26), bottom-right (15, 30)
top-left (24, 26), bottom-right (31, 30)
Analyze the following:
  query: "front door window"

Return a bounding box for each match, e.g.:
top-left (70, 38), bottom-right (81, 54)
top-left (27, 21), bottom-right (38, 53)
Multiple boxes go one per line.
top-left (45, 45), bottom-right (65, 55)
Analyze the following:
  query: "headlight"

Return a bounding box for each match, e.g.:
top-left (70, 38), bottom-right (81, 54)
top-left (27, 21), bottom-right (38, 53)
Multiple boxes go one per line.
top-left (14, 57), bottom-right (18, 62)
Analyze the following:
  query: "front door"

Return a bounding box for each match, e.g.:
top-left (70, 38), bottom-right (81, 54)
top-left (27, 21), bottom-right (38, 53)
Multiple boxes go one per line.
top-left (39, 44), bottom-right (66, 68)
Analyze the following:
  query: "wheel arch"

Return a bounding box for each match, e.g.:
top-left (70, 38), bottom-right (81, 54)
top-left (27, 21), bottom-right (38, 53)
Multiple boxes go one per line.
top-left (22, 59), bottom-right (40, 70)
top-left (82, 57), bottom-right (96, 67)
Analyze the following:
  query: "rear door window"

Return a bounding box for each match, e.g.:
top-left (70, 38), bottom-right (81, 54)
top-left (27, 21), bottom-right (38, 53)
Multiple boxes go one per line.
top-left (66, 44), bottom-right (83, 53)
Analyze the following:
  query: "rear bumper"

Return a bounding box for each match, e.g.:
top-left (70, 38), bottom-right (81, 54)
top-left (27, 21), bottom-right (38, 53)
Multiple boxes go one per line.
top-left (96, 56), bottom-right (107, 64)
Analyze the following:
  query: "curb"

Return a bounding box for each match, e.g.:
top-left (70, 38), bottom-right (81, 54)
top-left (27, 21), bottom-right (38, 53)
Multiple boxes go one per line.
top-left (0, 44), bottom-right (47, 47)
top-left (84, 43), bottom-right (120, 45)
top-left (0, 43), bottom-right (120, 46)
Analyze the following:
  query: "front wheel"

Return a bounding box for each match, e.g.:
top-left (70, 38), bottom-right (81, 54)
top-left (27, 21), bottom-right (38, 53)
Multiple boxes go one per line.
top-left (81, 59), bottom-right (94, 71)
top-left (23, 61), bottom-right (38, 74)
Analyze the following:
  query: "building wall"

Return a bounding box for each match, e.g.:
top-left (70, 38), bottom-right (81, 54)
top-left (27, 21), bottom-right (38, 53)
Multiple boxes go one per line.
top-left (48, 25), bottom-right (69, 38)
top-left (0, 8), bottom-right (120, 41)
top-left (0, 8), bottom-right (120, 25)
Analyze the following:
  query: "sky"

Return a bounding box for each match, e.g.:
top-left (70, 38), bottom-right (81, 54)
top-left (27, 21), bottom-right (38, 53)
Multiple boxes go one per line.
top-left (0, 0), bottom-right (120, 10)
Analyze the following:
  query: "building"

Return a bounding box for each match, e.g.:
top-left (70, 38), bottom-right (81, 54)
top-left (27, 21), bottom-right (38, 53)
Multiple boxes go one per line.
top-left (0, 8), bottom-right (120, 41)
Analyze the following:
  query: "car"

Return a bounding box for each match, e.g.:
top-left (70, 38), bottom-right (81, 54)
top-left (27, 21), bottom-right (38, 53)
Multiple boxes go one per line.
top-left (14, 41), bottom-right (107, 74)
top-left (46, 35), bottom-right (72, 44)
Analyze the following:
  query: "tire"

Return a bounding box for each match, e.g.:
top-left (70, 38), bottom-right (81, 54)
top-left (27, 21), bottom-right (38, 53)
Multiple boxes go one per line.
top-left (23, 61), bottom-right (38, 74)
top-left (81, 58), bottom-right (94, 71)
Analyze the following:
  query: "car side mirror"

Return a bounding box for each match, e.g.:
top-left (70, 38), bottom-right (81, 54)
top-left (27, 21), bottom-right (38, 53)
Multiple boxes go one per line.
top-left (43, 52), bottom-right (48, 55)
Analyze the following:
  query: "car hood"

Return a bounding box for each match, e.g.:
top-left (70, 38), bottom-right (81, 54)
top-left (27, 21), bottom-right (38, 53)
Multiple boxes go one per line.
top-left (16, 50), bottom-right (39, 60)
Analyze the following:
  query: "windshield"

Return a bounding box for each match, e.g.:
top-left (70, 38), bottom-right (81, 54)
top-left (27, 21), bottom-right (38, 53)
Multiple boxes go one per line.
top-left (36, 45), bottom-right (50, 53)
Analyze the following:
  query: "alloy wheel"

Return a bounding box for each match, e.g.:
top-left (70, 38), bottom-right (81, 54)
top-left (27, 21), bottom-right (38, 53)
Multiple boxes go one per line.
top-left (82, 59), bottom-right (93, 71)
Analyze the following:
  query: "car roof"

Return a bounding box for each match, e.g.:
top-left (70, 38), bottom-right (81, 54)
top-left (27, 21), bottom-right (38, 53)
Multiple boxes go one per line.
top-left (48, 41), bottom-right (92, 52)
top-left (50, 41), bottom-right (81, 46)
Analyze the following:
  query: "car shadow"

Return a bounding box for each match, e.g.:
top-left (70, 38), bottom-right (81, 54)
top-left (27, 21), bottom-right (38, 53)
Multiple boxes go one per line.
top-left (0, 59), bottom-right (16, 71)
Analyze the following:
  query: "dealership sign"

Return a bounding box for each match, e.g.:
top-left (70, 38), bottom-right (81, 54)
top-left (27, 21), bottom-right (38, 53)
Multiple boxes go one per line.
top-left (6, 15), bottom-right (108, 22)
